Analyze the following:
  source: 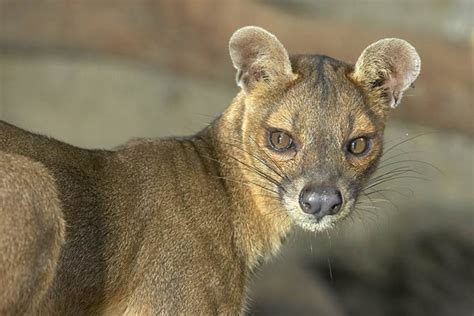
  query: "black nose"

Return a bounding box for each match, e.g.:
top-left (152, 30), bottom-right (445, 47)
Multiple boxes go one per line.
top-left (299, 185), bottom-right (343, 219)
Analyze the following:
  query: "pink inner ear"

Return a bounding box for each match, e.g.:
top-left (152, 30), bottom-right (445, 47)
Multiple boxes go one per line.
top-left (381, 72), bottom-right (404, 108)
top-left (384, 47), bottom-right (420, 95)
top-left (382, 71), bottom-right (401, 92)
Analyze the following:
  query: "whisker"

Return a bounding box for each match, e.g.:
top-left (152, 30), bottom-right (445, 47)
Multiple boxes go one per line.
top-left (223, 153), bottom-right (286, 193)
top-left (379, 150), bottom-right (425, 163)
top-left (368, 168), bottom-right (421, 185)
top-left (369, 166), bottom-right (426, 183)
top-left (247, 135), bottom-right (289, 182)
top-left (202, 154), bottom-right (282, 195)
top-left (365, 174), bottom-right (430, 191)
top-left (364, 187), bottom-right (414, 198)
top-left (213, 176), bottom-right (280, 195)
top-left (220, 140), bottom-right (285, 181)
top-left (377, 159), bottom-right (442, 174)
top-left (363, 189), bottom-right (398, 211)
top-left (382, 132), bottom-right (438, 156)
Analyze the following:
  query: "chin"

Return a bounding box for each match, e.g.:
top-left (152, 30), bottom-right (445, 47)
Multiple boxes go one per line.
top-left (288, 202), bottom-right (355, 233)
top-left (295, 216), bottom-right (336, 232)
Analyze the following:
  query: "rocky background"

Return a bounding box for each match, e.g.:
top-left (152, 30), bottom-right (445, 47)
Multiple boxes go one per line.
top-left (1, 1), bottom-right (473, 315)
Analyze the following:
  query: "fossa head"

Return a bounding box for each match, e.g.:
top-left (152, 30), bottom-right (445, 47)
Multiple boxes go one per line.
top-left (226, 26), bottom-right (420, 232)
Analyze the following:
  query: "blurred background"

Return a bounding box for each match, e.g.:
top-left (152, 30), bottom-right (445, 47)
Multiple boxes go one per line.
top-left (0, 1), bottom-right (472, 315)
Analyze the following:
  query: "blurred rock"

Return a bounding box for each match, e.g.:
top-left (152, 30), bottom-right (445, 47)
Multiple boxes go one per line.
top-left (0, 55), bottom-right (233, 148)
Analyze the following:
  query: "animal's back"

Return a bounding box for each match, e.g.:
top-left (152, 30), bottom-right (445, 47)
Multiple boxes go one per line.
top-left (0, 120), bottom-right (108, 172)
top-left (0, 121), bottom-right (114, 312)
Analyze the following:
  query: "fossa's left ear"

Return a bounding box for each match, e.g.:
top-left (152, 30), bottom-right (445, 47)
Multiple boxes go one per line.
top-left (352, 38), bottom-right (421, 109)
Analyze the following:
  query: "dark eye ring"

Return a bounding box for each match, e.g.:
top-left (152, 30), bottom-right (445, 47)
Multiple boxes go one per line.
top-left (347, 137), bottom-right (370, 156)
top-left (268, 130), bottom-right (294, 152)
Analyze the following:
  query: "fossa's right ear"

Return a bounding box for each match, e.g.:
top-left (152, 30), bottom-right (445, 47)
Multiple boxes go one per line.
top-left (229, 26), bottom-right (296, 93)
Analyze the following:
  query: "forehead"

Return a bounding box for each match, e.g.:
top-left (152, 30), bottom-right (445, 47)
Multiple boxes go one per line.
top-left (267, 55), bottom-right (379, 133)
top-left (290, 55), bottom-right (364, 112)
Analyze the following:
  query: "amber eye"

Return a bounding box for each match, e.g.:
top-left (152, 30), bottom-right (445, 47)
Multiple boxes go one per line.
top-left (269, 130), bottom-right (294, 152)
top-left (348, 137), bottom-right (370, 155)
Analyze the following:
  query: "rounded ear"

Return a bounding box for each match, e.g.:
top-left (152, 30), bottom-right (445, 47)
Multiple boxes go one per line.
top-left (352, 38), bottom-right (421, 109)
top-left (229, 26), bottom-right (296, 93)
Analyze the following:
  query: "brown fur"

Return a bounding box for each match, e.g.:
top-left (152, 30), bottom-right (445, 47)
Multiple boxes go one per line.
top-left (0, 153), bottom-right (65, 315)
top-left (0, 26), bottom-right (419, 314)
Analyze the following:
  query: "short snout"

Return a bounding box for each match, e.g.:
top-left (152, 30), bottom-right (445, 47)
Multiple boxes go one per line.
top-left (299, 184), bottom-right (343, 220)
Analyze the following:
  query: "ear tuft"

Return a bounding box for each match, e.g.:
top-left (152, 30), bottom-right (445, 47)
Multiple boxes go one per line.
top-left (229, 26), bottom-right (295, 93)
top-left (353, 38), bottom-right (421, 109)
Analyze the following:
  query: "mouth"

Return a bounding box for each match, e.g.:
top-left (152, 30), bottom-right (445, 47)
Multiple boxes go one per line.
top-left (294, 215), bottom-right (337, 232)
top-left (282, 195), bottom-right (355, 232)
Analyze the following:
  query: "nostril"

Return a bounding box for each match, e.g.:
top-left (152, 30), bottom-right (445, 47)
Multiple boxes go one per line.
top-left (299, 187), bottom-right (322, 215)
top-left (329, 190), bottom-right (343, 214)
top-left (330, 203), bottom-right (341, 214)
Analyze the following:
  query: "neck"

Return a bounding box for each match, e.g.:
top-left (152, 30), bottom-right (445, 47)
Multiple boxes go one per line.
top-left (201, 93), bottom-right (292, 270)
